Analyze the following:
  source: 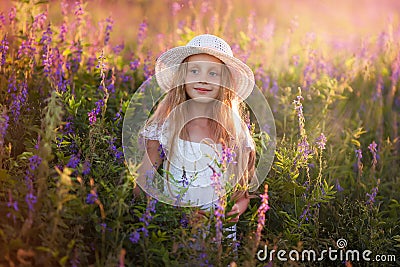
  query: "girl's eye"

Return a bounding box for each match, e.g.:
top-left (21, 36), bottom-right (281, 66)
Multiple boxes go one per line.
top-left (209, 71), bottom-right (219, 77)
top-left (190, 69), bottom-right (199, 74)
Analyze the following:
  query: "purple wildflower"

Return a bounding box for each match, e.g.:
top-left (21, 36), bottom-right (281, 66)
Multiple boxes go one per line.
top-left (108, 137), bottom-right (123, 163)
top-left (129, 230), bottom-right (140, 244)
top-left (180, 167), bottom-right (189, 187)
top-left (143, 53), bottom-right (154, 80)
top-left (32, 12), bottom-right (47, 31)
top-left (158, 143), bottom-right (166, 159)
top-left (66, 41), bottom-right (82, 73)
top-left (130, 59), bottom-right (140, 71)
top-left (171, 2), bottom-right (182, 16)
top-left (74, 2), bottom-right (84, 23)
top-left (104, 16), bottom-right (113, 46)
top-left (366, 179), bottom-right (380, 206)
top-left (82, 160), bottom-right (91, 175)
top-left (0, 34), bottom-right (9, 67)
top-left (112, 43), bottom-right (124, 54)
top-left (25, 192), bottom-right (37, 212)
top-left (180, 212), bottom-right (189, 228)
top-left (335, 179), bottom-right (344, 192)
top-left (8, 7), bottom-right (16, 24)
top-left (137, 20), bottom-right (147, 46)
top-left (354, 148), bottom-right (363, 175)
top-left (368, 141), bottom-right (378, 166)
top-left (315, 133), bottom-right (327, 150)
top-left (6, 190), bottom-right (19, 221)
top-left (355, 149), bottom-right (363, 159)
top-left (209, 165), bottom-right (224, 243)
top-left (298, 137), bottom-right (312, 161)
top-left (17, 38), bottom-right (36, 60)
top-left (59, 22), bottom-right (68, 43)
top-left (299, 204), bottom-right (310, 223)
top-left (270, 79), bottom-right (279, 96)
top-left (220, 144), bottom-right (236, 164)
top-left (67, 154), bottom-right (80, 169)
top-left (41, 24), bottom-right (53, 76)
top-left (256, 184), bottom-right (270, 246)
top-left (86, 192), bottom-right (98, 204)
top-left (88, 99), bottom-right (104, 125)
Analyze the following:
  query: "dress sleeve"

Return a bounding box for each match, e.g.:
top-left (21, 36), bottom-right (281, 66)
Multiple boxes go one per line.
top-left (140, 123), bottom-right (161, 141)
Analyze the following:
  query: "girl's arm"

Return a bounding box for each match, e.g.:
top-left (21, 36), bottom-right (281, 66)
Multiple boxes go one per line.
top-left (133, 140), bottom-right (164, 198)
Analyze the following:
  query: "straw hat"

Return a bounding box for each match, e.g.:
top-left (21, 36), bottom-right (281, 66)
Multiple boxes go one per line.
top-left (155, 34), bottom-right (255, 100)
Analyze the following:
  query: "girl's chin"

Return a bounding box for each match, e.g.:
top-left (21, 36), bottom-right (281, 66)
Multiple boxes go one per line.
top-left (190, 96), bottom-right (216, 103)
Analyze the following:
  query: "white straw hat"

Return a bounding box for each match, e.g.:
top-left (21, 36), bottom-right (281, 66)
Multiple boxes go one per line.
top-left (155, 34), bottom-right (255, 100)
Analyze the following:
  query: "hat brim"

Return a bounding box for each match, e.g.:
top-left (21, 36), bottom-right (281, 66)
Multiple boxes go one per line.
top-left (155, 46), bottom-right (255, 100)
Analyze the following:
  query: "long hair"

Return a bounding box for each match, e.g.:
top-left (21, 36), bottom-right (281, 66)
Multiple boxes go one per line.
top-left (146, 56), bottom-right (255, 201)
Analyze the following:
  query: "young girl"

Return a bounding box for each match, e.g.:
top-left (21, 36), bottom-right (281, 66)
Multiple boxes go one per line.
top-left (135, 34), bottom-right (256, 223)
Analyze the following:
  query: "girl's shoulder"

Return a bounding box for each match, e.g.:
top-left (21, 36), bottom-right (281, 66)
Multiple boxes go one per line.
top-left (140, 120), bottom-right (170, 142)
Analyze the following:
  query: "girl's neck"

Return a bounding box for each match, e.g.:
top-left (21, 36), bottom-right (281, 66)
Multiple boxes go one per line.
top-left (186, 101), bottom-right (214, 119)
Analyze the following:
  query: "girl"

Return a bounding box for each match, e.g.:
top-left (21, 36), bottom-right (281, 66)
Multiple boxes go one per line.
top-left (135, 34), bottom-right (256, 223)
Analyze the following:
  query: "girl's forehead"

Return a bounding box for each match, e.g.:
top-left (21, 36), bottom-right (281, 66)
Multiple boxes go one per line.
top-left (186, 53), bottom-right (223, 64)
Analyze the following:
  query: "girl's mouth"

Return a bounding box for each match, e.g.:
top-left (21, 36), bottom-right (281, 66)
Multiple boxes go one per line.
top-left (195, 87), bottom-right (212, 93)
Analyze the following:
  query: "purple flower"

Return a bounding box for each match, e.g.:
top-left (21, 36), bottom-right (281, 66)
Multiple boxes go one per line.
top-left (82, 160), bottom-right (91, 175)
top-left (129, 230), bottom-right (140, 244)
top-left (32, 12), bottom-right (47, 31)
top-left (130, 59), bottom-right (140, 71)
top-left (66, 41), bottom-right (82, 73)
top-left (112, 43), bottom-right (124, 54)
top-left (366, 181), bottom-right (380, 206)
top-left (139, 198), bottom-right (157, 227)
top-left (180, 167), bottom-right (189, 187)
top-left (86, 192), bottom-right (98, 204)
top-left (137, 20), bottom-right (147, 46)
top-left (108, 137), bottom-right (123, 163)
top-left (0, 34), bottom-right (9, 66)
top-left (29, 155), bottom-right (42, 170)
top-left (220, 144), bottom-right (237, 164)
top-left (355, 149), bottom-right (362, 159)
top-left (368, 141), bottom-right (378, 166)
top-left (335, 179), bottom-right (344, 192)
top-left (104, 16), bottom-right (113, 46)
top-left (67, 154), bottom-right (80, 169)
top-left (17, 37), bottom-right (36, 60)
top-left (180, 213), bottom-right (188, 228)
top-left (8, 7), bottom-right (16, 24)
top-left (299, 204), bottom-right (310, 223)
top-left (271, 79), bottom-right (279, 96)
top-left (171, 2), bottom-right (182, 16)
top-left (40, 24), bottom-right (53, 76)
top-left (25, 193), bottom-right (37, 212)
top-left (6, 191), bottom-right (19, 221)
top-left (315, 133), bottom-right (327, 150)
top-left (256, 184), bottom-right (270, 245)
top-left (158, 143), bottom-right (166, 159)
top-left (88, 99), bottom-right (104, 125)
top-left (59, 22), bottom-right (68, 43)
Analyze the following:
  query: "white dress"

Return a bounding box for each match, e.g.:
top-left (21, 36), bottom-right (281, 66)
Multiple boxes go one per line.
top-left (140, 122), bottom-right (224, 209)
top-left (140, 121), bottom-right (255, 241)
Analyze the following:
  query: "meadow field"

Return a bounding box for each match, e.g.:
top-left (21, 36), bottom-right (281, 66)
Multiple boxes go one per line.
top-left (0, 0), bottom-right (399, 266)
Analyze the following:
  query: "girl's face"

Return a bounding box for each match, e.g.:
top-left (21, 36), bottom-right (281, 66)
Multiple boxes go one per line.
top-left (184, 54), bottom-right (223, 102)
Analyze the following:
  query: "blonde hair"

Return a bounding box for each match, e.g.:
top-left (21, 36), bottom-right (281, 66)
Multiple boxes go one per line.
top-left (147, 55), bottom-right (255, 201)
